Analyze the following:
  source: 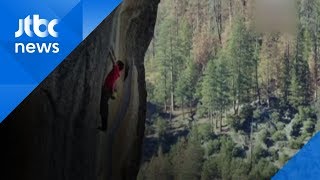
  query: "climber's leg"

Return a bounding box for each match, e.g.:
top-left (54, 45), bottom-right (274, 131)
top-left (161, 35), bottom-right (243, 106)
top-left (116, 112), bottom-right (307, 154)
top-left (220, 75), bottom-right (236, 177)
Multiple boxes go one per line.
top-left (111, 89), bottom-right (117, 99)
top-left (98, 89), bottom-right (111, 131)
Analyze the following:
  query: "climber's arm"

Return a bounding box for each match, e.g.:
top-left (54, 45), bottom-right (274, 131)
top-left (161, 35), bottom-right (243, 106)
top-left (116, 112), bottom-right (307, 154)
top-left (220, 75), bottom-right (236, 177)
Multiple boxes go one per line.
top-left (109, 48), bottom-right (117, 65)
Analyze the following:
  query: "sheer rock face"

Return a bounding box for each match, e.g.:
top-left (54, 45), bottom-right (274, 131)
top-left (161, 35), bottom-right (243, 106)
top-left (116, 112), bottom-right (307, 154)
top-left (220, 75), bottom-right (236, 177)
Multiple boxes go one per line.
top-left (0, 0), bottom-right (159, 180)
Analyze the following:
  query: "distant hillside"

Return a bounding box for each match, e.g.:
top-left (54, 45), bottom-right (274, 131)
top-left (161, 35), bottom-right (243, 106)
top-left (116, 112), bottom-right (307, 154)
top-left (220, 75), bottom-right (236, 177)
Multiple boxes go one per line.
top-left (139, 0), bottom-right (320, 179)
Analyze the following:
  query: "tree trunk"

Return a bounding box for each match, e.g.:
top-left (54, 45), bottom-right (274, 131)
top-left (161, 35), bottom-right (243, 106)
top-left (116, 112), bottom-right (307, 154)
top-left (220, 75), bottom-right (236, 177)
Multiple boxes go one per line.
top-left (175, 0), bottom-right (179, 36)
top-left (313, 33), bottom-right (318, 100)
top-left (182, 99), bottom-right (185, 120)
top-left (232, 73), bottom-right (237, 114)
top-left (255, 37), bottom-right (261, 104)
top-left (213, 0), bottom-right (222, 44)
top-left (229, 0), bottom-right (233, 25)
top-left (209, 109), bottom-right (214, 132)
top-left (236, 52), bottom-right (241, 114)
top-left (212, 113), bottom-right (214, 132)
top-left (220, 107), bottom-right (223, 132)
top-left (170, 70), bottom-right (174, 113)
top-left (215, 112), bottom-right (219, 129)
top-left (170, 22), bottom-right (175, 115)
top-left (164, 71), bottom-right (167, 112)
top-left (241, 0), bottom-right (247, 18)
top-left (197, 0), bottom-right (200, 29)
top-left (250, 121), bottom-right (253, 170)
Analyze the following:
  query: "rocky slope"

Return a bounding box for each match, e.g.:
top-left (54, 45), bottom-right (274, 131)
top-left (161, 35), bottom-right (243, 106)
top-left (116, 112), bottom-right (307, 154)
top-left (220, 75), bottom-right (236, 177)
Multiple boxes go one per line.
top-left (0, 0), bottom-right (159, 180)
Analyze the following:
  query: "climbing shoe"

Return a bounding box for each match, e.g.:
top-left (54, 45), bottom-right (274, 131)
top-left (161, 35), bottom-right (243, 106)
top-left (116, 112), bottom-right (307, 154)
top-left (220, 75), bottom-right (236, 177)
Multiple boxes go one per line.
top-left (111, 91), bottom-right (117, 99)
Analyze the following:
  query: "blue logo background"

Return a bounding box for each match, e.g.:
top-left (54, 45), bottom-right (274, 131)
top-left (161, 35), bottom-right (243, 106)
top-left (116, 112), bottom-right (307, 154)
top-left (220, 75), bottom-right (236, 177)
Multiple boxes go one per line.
top-left (0, 0), bottom-right (121, 122)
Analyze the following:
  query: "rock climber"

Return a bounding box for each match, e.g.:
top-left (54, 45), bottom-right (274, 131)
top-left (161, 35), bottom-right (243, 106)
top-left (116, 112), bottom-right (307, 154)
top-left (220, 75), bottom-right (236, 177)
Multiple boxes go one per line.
top-left (98, 48), bottom-right (125, 131)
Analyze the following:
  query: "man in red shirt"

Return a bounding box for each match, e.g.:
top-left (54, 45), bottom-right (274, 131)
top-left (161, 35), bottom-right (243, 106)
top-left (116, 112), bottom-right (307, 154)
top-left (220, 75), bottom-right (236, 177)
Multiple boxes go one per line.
top-left (98, 48), bottom-right (124, 131)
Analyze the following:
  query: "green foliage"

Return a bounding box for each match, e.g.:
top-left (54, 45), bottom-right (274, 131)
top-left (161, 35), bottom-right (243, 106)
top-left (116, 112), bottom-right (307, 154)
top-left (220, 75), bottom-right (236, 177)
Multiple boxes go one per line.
top-left (297, 106), bottom-right (317, 121)
top-left (277, 141), bottom-right (288, 149)
top-left (200, 59), bottom-right (217, 112)
top-left (276, 122), bottom-right (286, 130)
top-left (142, 1), bottom-right (320, 179)
top-left (232, 146), bottom-right (245, 158)
top-left (197, 124), bottom-right (214, 141)
top-left (291, 115), bottom-right (303, 137)
top-left (176, 60), bottom-right (199, 107)
top-left (200, 53), bottom-right (232, 122)
top-left (168, 134), bottom-right (204, 180)
top-left (259, 129), bottom-right (270, 145)
top-left (316, 119), bottom-right (320, 132)
top-left (270, 148), bottom-right (279, 161)
top-left (142, 153), bottom-right (172, 180)
top-left (253, 145), bottom-right (270, 161)
top-left (279, 40), bottom-right (291, 106)
top-left (227, 104), bottom-right (255, 132)
top-left (239, 104), bottom-right (254, 120)
top-left (220, 136), bottom-right (236, 155)
top-left (253, 108), bottom-right (263, 120)
top-left (155, 117), bottom-right (168, 138)
top-left (168, 138), bottom-right (187, 163)
top-left (258, 127), bottom-right (274, 147)
top-left (228, 18), bottom-right (256, 106)
top-left (146, 80), bottom-right (156, 103)
top-left (195, 103), bottom-right (208, 118)
top-left (227, 114), bottom-right (242, 132)
top-left (239, 104), bottom-right (255, 132)
top-left (290, 106), bottom-right (317, 137)
top-left (230, 160), bottom-right (250, 180)
top-left (303, 120), bottom-right (315, 134)
top-left (279, 153), bottom-right (290, 166)
top-left (270, 111), bottom-right (281, 122)
top-left (173, 135), bottom-right (204, 180)
top-left (248, 159), bottom-right (278, 180)
top-left (272, 131), bottom-right (287, 141)
top-left (201, 157), bottom-right (221, 180)
top-left (206, 139), bottom-right (221, 156)
top-left (314, 101), bottom-right (320, 132)
top-left (267, 123), bottom-right (277, 136)
top-left (202, 146), bottom-right (252, 180)
top-left (289, 24), bottom-right (312, 108)
top-left (152, 12), bottom-right (172, 105)
top-left (214, 55), bottom-right (232, 109)
top-left (289, 138), bottom-right (304, 149)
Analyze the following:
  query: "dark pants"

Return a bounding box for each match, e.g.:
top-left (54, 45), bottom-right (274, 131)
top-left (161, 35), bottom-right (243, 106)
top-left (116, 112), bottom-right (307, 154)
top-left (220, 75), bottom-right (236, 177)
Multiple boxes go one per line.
top-left (99, 88), bottom-right (112, 131)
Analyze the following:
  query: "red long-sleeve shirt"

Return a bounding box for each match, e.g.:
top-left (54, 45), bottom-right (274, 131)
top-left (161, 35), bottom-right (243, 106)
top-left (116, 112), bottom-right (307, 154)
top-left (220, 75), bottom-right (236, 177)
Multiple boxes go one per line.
top-left (104, 64), bottom-right (120, 91)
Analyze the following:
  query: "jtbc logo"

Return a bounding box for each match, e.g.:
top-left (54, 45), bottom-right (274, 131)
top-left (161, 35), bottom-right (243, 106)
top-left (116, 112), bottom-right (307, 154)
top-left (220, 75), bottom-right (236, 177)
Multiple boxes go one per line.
top-left (15, 14), bottom-right (59, 38)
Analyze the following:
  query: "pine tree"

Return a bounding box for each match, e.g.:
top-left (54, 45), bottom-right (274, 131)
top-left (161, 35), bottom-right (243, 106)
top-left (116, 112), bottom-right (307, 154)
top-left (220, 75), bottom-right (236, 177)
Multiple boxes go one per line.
top-left (178, 128), bottom-right (204, 180)
top-left (201, 58), bottom-right (217, 128)
top-left (227, 17), bottom-right (255, 114)
top-left (201, 52), bottom-right (232, 131)
top-left (300, 0), bottom-right (320, 100)
top-left (176, 60), bottom-right (199, 119)
top-left (258, 33), bottom-right (281, 105)
top-left (279, 42), bottom-right (292, 106)
top-left (215, 55), bottom-right (232, 131)
top-left (153, 13), bottom-right (172, 111)
top-left (289, 24), bottom-right (312, 108)
top-left (144, 152), bottom-right (172, 180)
